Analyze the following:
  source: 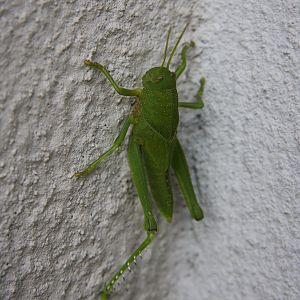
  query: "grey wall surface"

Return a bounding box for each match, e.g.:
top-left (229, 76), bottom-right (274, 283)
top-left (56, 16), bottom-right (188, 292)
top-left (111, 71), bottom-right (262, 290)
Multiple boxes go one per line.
top-left (1, 1), bottom-right (299, 300)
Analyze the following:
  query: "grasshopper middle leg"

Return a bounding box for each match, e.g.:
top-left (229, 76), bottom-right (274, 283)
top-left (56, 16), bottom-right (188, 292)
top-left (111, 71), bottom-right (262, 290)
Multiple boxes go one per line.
top-left (74, 115), bottom-right (134, 177)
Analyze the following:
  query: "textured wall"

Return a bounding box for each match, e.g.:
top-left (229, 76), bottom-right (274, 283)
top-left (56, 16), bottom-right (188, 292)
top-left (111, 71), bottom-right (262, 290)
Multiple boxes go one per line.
top-left (1, 1), bottom-right (299, 300)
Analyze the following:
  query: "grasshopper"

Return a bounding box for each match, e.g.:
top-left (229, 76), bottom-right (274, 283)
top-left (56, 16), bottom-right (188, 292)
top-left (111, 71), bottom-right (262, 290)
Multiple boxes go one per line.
top-left (74, 24), bottom-right (205, 299)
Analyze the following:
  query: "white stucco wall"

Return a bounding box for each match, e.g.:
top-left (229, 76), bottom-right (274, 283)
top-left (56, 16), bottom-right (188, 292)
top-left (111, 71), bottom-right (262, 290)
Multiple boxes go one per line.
top-left (1, 1), bottom-right (299, 300)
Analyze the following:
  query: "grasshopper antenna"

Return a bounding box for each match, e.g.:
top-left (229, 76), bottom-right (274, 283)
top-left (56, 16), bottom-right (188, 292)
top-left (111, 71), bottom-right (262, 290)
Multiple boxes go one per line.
top-left (166, 23), bottom-right (189, 69)
top-left (161, 28), bottom-right (171, 67)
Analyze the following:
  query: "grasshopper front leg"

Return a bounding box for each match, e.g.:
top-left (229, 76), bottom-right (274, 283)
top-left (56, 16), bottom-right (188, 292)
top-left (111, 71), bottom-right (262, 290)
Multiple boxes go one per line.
top-left (74, 115), bottom-right (134, 177)
top-left (100, 134), bottom-right (157, 299)
top-left (174, 41), bottom-right (205, 109)
top-left (178, 77), bottom-right (205, 109)
top-left (175, 41), bottom-right (195, 79)
top-left (84, 60), bottom-right (142, 97)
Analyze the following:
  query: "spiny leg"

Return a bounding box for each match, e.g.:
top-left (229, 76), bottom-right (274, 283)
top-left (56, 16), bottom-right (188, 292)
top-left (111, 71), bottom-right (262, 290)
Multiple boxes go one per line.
top-left (100, 135), bottom-right (157, 299)
top-left (175, 41), bottom-right (195, 79)
top-left (74, 115), bottom-right (134, 177)
top-left (100, 232), bottom-right (155, 300)
top-left (171, 139), bottom-right (204, 221)
top-left (178, 77), bottom-right (205, 109)
top-left (84, 59), bottom-right (142, 97)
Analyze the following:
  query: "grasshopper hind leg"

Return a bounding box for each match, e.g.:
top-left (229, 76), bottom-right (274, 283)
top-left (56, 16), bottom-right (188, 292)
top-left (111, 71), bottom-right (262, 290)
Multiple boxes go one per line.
top-left (172, 138), bottom-right (204, 221)
top-left (100, 232), bottom-right (156, 300)
top-left (100, 134), bottom-right (157, 299)
top-left (127, 134), bottom-right (157, 232)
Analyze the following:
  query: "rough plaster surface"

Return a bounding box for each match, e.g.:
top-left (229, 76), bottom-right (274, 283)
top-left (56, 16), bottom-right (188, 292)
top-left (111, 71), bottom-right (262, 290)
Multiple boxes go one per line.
top-left (0, 0), bottom-right (299, 300)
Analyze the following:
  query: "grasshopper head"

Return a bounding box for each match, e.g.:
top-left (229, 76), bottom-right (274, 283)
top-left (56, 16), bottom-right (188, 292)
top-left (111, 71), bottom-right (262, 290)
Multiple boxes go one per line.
top-left (142, 67), bottom-right (176, 90)
top-left (142, 24), bottom-right (189, 91)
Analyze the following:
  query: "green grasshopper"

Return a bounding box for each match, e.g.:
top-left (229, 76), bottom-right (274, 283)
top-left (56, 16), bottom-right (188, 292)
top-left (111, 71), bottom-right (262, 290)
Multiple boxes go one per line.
top-left (74, 24), bottom-right (205, 299)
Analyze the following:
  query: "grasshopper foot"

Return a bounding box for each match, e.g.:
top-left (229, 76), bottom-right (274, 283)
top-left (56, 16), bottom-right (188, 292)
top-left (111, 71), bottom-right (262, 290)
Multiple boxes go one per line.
top-left (72, 170), bottom-right (89, 178)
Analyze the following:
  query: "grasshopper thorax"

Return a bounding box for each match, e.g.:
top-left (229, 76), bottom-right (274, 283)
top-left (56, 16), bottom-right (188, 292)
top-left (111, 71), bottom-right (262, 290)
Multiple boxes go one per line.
top-left (142, 67), bottom-right (176, 91)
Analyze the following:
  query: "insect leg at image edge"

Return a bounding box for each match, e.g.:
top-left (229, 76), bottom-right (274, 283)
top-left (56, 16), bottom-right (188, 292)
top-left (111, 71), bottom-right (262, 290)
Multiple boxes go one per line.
top-left (73, 23), bottom-right (206, 300)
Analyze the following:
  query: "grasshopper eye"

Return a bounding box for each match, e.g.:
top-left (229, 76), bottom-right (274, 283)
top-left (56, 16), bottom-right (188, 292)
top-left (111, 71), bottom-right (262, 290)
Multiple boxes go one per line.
top-left (152, 76), bottom-right (163, 82)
